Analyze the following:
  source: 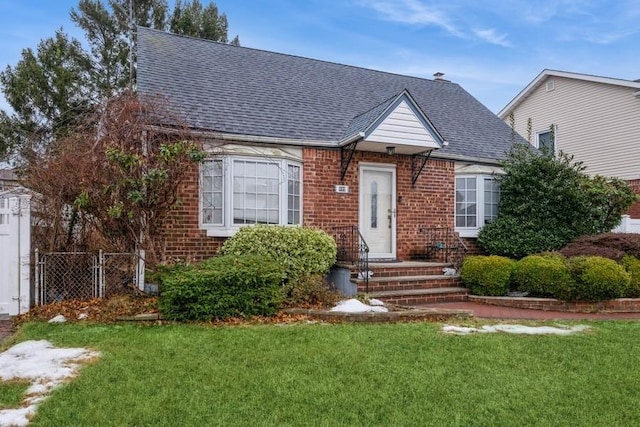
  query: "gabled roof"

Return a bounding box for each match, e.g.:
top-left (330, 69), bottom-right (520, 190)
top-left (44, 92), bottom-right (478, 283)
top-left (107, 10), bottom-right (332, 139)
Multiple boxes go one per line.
top-left (342, 90), bottom-right (445, 155)
top-left (499, 69), bottom-right (640, 119)
top-left (137, 27), bottom-right (521, 163)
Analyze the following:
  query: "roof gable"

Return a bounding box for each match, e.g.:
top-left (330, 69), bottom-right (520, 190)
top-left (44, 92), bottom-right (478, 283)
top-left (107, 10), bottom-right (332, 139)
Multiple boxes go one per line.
top-left (499, 69), bottom-right (640, 118)
top-left (357, 90), bottom-right (443, 154)
top-left (137, 27), bottom-right (521, 163)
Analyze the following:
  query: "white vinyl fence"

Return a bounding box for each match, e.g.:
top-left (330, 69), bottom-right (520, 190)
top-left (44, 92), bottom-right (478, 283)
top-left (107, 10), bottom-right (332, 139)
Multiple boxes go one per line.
top-left (613, 215), bottom-right (640, 233)
top-left (0, 193), bottom-right (31, 315)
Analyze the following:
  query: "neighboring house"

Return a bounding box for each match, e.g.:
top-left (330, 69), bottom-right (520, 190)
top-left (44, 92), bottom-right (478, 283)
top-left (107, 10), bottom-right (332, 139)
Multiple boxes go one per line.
top-left (136, 27), bottom-right (521, 263)
top-left (0, 169), bottom-right (18, 191)
top-left (498, 69), bottom-right (640, 218)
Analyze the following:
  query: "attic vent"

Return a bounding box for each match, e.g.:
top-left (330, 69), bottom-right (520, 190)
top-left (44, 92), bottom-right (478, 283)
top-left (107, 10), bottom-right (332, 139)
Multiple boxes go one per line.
top-left (546, 80), bottom-right (555, 92)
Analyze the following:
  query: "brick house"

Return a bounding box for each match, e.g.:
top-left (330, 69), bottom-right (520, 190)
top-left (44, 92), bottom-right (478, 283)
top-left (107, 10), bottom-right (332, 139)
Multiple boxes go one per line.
top-left (137, 27), bottom-right (520, 271)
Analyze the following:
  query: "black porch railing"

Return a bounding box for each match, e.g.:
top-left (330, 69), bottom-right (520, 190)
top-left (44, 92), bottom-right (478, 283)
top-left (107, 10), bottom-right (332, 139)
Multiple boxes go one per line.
top-left (332, 225), bottom-right (370, 293)
top-left (421, 227), bottom-right (468, 270)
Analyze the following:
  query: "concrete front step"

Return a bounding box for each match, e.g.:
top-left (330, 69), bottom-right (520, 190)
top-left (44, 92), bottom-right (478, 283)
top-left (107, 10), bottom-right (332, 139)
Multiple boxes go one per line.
top-left (368, 287), bottom-right (470, 306)
top-left (357, 275), bottom-right (462, 293)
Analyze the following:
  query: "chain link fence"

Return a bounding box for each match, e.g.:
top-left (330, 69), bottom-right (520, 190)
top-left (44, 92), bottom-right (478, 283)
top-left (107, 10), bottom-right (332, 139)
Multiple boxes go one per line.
top-left (34, 250), bottom-right (138, 305)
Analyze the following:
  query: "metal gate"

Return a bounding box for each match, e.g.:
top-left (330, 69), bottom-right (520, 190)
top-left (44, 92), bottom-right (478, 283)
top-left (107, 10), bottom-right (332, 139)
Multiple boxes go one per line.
top-left (34, 250), bottom-right (137, 305)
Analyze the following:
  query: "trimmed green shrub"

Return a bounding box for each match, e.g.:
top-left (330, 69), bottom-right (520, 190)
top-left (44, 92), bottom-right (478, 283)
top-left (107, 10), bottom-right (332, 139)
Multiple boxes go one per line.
top-left (512, 254), bottom-right (574, 300)
top-left (219, 225), bottom-right (337, 282)
top-left (478, 217), bottom-right (569, 259)
top-left (566, 256), bottom-right (631, 302)
top-left (460, 255), bottom-right (515, 296)
top-left (621, 255), bottom-right (640, 298)
top-left (159, 254), bottom-right (285, 321)
top-left (282, 274), bottom-right (342, 308)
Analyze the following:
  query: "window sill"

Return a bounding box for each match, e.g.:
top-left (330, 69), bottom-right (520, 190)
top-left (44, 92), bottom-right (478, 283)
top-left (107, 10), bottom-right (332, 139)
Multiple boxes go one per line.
top-left (455, 228), bottom-right (479, 238)
top-left (204, 227), bottom-right (239, 238)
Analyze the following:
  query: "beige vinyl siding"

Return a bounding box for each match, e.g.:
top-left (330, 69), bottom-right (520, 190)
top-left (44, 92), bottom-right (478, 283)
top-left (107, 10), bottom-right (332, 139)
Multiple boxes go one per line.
top-left (366, 100), bottom-right (439, 148)
top-left (508, 76), bottom-right (640, 180)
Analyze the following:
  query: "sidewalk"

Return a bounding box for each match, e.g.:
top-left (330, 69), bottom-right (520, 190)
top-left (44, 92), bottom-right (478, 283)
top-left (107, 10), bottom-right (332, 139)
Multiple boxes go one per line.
top-left (418, 301), bottom-right (640, 320)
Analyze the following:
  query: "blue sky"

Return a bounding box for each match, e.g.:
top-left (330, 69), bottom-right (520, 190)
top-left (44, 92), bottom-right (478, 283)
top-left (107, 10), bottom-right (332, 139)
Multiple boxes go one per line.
top-left (1, 0), bottom-right (639, 114)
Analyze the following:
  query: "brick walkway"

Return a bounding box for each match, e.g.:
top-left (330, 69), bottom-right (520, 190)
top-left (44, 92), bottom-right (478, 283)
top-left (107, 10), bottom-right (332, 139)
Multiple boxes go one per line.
top-left (418, 301), bottom-right (640, 320)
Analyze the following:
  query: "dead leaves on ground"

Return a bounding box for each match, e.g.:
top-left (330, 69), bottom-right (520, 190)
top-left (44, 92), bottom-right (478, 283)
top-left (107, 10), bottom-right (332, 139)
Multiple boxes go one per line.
top-left (14, 296), bottom-right (315, 327)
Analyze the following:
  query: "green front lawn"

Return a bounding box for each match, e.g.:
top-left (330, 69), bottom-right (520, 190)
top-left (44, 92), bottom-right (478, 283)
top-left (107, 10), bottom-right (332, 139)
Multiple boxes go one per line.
top-left (9, 320), bottom-right (640, 426)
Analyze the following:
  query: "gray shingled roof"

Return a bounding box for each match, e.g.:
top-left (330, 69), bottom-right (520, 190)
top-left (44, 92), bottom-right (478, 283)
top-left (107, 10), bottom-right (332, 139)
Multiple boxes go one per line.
top-left (137, 27), bottom-right (522, 162)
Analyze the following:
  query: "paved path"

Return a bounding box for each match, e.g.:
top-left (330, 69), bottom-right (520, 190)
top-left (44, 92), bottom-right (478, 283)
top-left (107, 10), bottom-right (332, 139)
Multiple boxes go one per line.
top-left (417, 301), bottom-right (640, 320)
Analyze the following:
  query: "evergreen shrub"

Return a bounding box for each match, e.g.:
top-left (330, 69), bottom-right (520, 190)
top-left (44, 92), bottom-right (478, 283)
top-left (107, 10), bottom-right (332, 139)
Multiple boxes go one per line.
top-left (219, 225), bottom-right (337, 282)
top-left (460, 255), bottom-right (515, 296)
top-left (513, 254), bottom-right (574, 299)
top-left (159, 254), bottom-right (285, 321)
top-left (566, 256), bottom-right (631, 302)
top-left (621, 255), bottom-right (640, 298)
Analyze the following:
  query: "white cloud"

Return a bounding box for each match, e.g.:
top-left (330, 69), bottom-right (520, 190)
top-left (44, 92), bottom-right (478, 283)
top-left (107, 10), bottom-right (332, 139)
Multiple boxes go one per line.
top-left (473, 28), bottom-right (511, 47)
top-left (359, 0), bottom-right (463, 36)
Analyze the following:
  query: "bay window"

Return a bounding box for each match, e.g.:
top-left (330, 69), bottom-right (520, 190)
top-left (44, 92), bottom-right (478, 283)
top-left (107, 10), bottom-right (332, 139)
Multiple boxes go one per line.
top-left (201, 157), bottom-right (302, 235)
top-left (455, 175), bottom-right (500, 237)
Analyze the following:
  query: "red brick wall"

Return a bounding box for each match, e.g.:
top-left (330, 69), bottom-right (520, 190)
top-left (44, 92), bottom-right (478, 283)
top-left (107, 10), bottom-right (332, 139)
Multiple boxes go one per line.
top-left (302, 147), bottom-right (455, 260)
top-left (627, 179), bottom-right (640, 218)
top-left (160, 146), bottom-right (460, 263)
top-left (159, 162), bottom-right (225, 263)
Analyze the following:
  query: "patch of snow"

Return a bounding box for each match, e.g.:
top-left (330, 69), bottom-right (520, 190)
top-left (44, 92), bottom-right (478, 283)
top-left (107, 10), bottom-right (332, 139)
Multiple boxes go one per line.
top-left (330, 299), bottom-right (389, 313)
top-left (0, 340), bottom-right (99, 426)
top-left (48, 315), bottom-right (66, 323)
top-left (368, 298), bottom-right (385, 306)
top-left (77, 313), bottom-right (88, 320)
top-left (508, 291), bottom-right (529, 297)
top-left (357, 270), bottom-right (374, 280)
top-left (442, 267), bottom-right (457, 276)
top-left (442, 324), bottom-right (590, 335)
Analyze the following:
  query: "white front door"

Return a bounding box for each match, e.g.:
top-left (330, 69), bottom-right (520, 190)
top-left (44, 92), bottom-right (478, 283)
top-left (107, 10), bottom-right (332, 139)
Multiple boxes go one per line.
top-left (360, 165), bottom-right (396, 259)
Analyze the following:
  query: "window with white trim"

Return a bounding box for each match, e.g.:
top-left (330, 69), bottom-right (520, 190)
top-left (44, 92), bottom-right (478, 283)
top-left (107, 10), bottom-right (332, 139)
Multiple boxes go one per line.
top-left (201, 157), bottom-right (301, 235)
top-left (455, 175), bottom-right (500, 237)
top-left (535, 126), bottom-right (556, 155)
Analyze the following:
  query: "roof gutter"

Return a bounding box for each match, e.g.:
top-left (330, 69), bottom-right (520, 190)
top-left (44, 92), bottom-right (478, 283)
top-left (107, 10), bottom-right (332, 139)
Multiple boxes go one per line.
top-left (145, 125), bottom-right (339, 148)
top-left (431, 151), bottom-right (502, 165)
top-left (338, 132), bottom-right (365, 146)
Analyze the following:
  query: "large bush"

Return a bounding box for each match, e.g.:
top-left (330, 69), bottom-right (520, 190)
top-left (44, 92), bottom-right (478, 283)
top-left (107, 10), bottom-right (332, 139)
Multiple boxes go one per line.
top-left (159, 254), bottom-right (285, 321)
top-left (512, 254), bottom-right (574, 299)
top-left (460, 255), bottom-right (515, 296)
top-left (478, 145), bottom-right (637, 258)
top-left (566, 256), bottom-right (631, 302)
top-left (219, 225), bottom-right (337, 282)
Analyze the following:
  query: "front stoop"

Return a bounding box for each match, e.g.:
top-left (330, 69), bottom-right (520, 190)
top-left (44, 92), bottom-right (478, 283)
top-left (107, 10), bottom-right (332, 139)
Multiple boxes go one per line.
top-left (343, 261), bottom-right (469, 305)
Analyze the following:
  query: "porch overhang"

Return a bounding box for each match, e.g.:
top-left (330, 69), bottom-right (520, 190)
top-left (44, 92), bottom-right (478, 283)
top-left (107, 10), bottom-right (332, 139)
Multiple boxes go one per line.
top-left (353, 138), bottom-right (443, 156)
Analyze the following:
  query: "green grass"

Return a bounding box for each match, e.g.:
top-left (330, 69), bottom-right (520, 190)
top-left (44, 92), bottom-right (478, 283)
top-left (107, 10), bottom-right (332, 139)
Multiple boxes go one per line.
top-left (0, 380), bottom-right (30, 409)
top-left (8, 320), bottom-right (640, 426)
